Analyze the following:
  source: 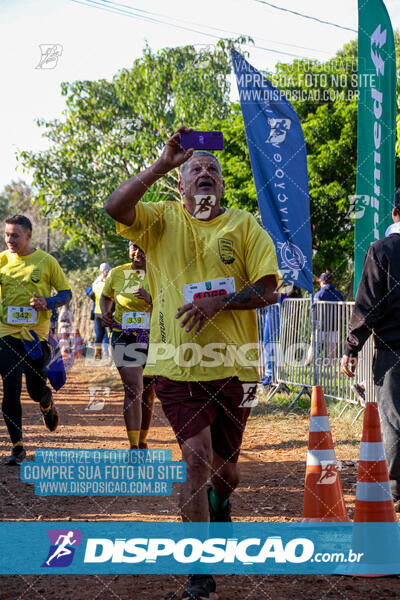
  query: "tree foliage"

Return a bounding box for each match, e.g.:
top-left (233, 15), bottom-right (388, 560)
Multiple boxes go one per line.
top-left (19, 39), bottom-right (248, 253)
top-left (19, 34), bottom-right (400, 298)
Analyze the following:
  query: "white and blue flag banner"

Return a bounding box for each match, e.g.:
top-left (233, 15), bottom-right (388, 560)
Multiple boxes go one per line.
top-left (232, 49), bottom-right (313, 293)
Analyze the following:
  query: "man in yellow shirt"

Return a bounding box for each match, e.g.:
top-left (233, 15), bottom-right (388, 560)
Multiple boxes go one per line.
top-left (0, 215), bottom-right (71, 465)
top-left (100, 242), bottom-right (154, 450)
top-left (106, 127), bottom-right (278, 600)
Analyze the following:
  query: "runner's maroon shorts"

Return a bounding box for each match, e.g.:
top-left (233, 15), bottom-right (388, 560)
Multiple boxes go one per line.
top-left (155, 376), bottom-right (257, 463)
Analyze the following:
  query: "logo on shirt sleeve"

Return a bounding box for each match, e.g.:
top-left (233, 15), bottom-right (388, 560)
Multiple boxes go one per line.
top-left (31, 267), bottom-right (41, 283)
top-left (218, 238), bottom-right (235, 264)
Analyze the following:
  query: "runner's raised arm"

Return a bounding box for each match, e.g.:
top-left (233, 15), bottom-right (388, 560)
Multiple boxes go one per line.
top-left (105, 126), bottom-right (194, 226)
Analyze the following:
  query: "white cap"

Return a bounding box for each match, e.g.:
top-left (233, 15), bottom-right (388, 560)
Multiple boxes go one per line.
top-left (99, 262), bottom-right (111, 273)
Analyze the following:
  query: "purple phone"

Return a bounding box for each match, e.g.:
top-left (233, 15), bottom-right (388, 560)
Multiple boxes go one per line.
top-left (180, 131), bottom-right (224, 150)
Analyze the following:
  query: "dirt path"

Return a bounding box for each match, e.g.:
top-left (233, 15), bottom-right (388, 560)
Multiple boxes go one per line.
top-left (0, 363), bottom-right (399, 599)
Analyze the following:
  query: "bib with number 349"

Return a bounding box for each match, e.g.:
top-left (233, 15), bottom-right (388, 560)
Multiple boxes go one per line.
top-left (7, 306), bottom-right (38, 325)
top-left (122, 311), bottom-right (150, 330)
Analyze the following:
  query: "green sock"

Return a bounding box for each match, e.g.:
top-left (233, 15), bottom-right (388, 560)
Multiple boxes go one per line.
top-left (209, 488), bottom-right (228, 511)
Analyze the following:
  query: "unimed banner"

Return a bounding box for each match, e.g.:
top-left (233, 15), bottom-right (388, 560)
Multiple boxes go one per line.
top-left (354, 0), bottom-right (397, 296)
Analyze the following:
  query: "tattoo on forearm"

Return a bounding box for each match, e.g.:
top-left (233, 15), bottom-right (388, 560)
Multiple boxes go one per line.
top-left (222, 283), bottom-right (268, 307)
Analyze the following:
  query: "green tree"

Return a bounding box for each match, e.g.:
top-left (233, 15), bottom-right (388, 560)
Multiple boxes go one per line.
top-left (19, 39), bottom-right (248, 254)
top-left (20, 34), bottom-right (400, 298)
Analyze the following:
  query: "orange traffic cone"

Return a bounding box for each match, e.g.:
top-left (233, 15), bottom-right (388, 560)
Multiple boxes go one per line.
top-left (343, 401), bottom-right (398, 577)
top-left (73, 328), bottom-right (84, 359)
top-left (354, 401), bottom-right (396, 522)
top-left (302, 386), bottom-right (349, 522)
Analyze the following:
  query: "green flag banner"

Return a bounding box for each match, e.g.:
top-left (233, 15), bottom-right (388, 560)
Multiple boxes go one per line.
top-left (354, 0), bottom-right (397, 297)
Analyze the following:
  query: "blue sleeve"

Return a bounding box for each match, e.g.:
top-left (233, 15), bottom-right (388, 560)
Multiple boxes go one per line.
top-left (45, 289), bottom-right (72, 310)
top-left (85, 285), bottom-right (93, 297)
top-left (314, 289), bottom-right (322, 301)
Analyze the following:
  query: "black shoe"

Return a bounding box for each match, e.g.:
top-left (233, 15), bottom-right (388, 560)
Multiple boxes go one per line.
top-left (182, 575), bottom-right (217, 600)
top-left (41, 401), bottom-right (59, 432)
top-left (352, 383), bottom-right (366, 403)
top-left (5, 445), bottom-right (26, 466)
top-left (206, 483), bottom-right (232, 522)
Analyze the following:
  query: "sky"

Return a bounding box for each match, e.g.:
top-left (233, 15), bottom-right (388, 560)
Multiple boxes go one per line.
top-left (1, 0), bottom-right (399, 190)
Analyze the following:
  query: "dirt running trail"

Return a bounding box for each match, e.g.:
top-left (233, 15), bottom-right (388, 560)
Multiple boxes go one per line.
top-left (0, 363), bottom-right (399, 599)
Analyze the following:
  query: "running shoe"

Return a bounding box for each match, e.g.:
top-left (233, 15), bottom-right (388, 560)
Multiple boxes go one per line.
top-left (5, 445), bottom-right (26, 466)
top-left (41, 401), bottom-right (59, 432)
top-left (181, 574), bottom-right (217, 600)
top-left (351, 383), bottom-right (366, 403)
top-left (206, 483), bottom-right (232, 522)
top-left (261, 375), bottom-right (272, 386)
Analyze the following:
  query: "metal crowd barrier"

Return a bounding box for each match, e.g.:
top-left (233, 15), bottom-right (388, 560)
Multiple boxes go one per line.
top-left (257, 298), bottom-right (375, 413)
top-left (257, 302), bottom-right (280, 383)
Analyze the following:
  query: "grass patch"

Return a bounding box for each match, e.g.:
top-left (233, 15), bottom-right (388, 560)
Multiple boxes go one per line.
top-left (253, 383), bottom-right (364, 437)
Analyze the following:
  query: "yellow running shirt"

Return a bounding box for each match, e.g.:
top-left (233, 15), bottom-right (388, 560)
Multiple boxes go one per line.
top-left (0, 249), bottom-right (70, 340)
top-left (102, 263), bottom-right (151, 330)
top-left (116, 200), bottom-right (279, 382)
top-left (92, 277), bottom-right (107, 315)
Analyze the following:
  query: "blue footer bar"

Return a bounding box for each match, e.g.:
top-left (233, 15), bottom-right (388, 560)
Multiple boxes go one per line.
top-left (1, 522), bottom-right (400, 575)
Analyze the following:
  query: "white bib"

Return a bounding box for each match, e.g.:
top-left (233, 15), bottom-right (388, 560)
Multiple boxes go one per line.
top-left (7, 306), bottom-right (38, 325)
top-left (182, 277), bottom-right (236, 304)
top-left (122, 311), bottom-right (150, 330)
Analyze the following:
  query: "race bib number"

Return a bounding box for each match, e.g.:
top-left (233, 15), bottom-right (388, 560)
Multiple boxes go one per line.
top-left (122, 311), bottom-right (150, 330)
top-left (182, 277), bottom-right (236, 304)
top-left (7, 306), bottom-right (38, 325)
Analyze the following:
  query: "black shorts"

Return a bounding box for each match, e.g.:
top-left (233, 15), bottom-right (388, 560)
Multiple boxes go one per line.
top-left (111, 330), bottom-right (149, 371)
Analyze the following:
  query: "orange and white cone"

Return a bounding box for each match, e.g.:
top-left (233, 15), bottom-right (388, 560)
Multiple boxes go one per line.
top-left (73, 328), bottom-right (84, 359)
top-left (346, 401), bottom-right (398, 577)
top-left (302, 386), bottom-right (349, 522)
top-left (354, 401), bottom-right (396, 522)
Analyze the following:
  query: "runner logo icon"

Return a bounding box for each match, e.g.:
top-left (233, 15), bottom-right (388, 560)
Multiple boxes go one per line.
top-left (316, 461), bottom-right (342, 485)
top-left (239, 383), bottom-right (258, 408)
top-left (36, 44), bottom-right (63, 69)
top-left (42, 529), bottom-right (82, 567)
